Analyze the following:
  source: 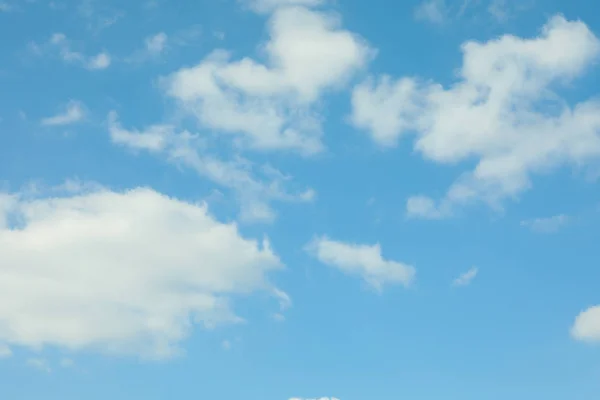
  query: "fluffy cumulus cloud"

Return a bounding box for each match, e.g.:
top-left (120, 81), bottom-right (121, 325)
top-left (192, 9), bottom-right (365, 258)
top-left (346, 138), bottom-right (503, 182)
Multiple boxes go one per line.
top-left (107, 112), bottom-right (314, 222)
top-left (306, 237), bottom-right (415, 290)
top-left (41, 100), bottom-right (85, 126)
top-left (0, 186), bottom-right (286, 359)
top-left (571, 305), bottom-right (600, 343)
top-left (351, 15), bottom-right (600, 218)
top-left (163, 5), bottom-right (371, 155)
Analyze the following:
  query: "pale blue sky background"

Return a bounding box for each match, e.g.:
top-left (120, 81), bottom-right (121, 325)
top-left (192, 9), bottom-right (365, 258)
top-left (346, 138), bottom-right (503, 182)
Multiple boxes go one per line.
top-left (1, 0), bottom-right (600, 399)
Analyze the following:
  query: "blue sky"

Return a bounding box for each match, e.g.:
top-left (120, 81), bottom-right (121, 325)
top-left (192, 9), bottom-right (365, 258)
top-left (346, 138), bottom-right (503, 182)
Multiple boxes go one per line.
top-left (1, 0), bottom-right (600, 399)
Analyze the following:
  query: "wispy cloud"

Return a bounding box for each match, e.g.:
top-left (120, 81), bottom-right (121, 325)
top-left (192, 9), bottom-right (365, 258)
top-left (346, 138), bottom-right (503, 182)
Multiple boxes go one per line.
top-left (27, 358), bottom-right (51, 373)
top-left (126, 32), bottom-right (168, 63)
top-left (33, 33), bottom-right (112, 70)
top-left (0, 343), bottom-right (11, 358)
top-left (41, 100), bottom-right (85, 126)
top-left (520, 214), bottom-right (569, 234)
top-left (488, 0), bottom-right (509, 22)
top-left (414, 0), bottom-right (447, 24)
top-left (415, 0), bottom-right (527, 24)
top-left (60, 358), bottom-right (75, 368)
top-left (452, 267), bottom-right (478, 287)
top-left (77, 0), bottom-right (124, 33)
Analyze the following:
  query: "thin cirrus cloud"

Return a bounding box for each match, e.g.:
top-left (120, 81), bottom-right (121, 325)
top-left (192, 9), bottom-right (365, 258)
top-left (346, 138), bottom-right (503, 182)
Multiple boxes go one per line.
top-left (245, 0), bottom-right (325, 13)
top-left (520, 214), bottom-right (569, 233)
top-left (32, 33), bottom-right (112, 70)
top-left (40, 100), bottom-right (85, 126)
top-left (414, 0), bottom-right (520, 24)
top-left (351, 15), bottom-right (600, 219)
top-left (452, 267), bottom-right (478, 287)
top-left (126, 32), bottom-right (169, 63)
top-left (0, 343), bottom-right (11, 358)
top-left (414, 0), bottom-right (447, 24)
top-left (107, 112), bottom-right (315, 223)
top-left (0, 185), bottom-right (288, 359)
top-left (306, 236), bottom-right (416, 291)
top-left (26, 358), bottom-right (51, 373)
top-left (289, 398), bottom-right (340, 400)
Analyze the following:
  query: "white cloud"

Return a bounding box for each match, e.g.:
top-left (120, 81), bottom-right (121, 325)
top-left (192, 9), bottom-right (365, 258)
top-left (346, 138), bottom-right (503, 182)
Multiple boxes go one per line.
top-left (87, 52), bottom-right (111, 69)
top-left (289, 397), bottom-right (340, 400)
top-left (0, 343), bottom-right (11, 358)
top-left (41, 100), bottom-right (85, 126)
top-left (351, 15), bottom-right (600, 218)
top-left (60, 358), bottom-right (75, 368)
top-left (221, 340), bottom-right (232, 350)
top-left (0, 185), bottom-right (287, 359)
top-left (571, 305), bottom-right (600, 343)
top-left (146, 32), bottom-right (168, 55)
top-left (108, 111), bottom-right (172, 152)
top-left (272, 312), bottom-right (285, 321)
top-left (488, 0), bottom-right (509, 22)
top-left (406, 195), bottom-right (449, 220)
top-left (306, 236), bottom-right (415, 291)
top-left (452, 267), bottom-right (478, 287)
top-left (520, 214), bottom-right (569, 233)
top-left (414, 0), bottom-right (447, 24)
top-left (126, 32), bottom-right (169, 64)
top-left (27, 358), bottom-right (51, 373)
top-left (46, 33), bottom-right (111, 70)
top-left (0, 2), bottom-right (11, 12)
top-left (107, 112), bottom-right (314, 223)
top-left (245, 0), bottom-right (324, 14)
top-left (164, 5), bottom-right (371, 155)
top-left (77, 0), bottom-right (124, 33)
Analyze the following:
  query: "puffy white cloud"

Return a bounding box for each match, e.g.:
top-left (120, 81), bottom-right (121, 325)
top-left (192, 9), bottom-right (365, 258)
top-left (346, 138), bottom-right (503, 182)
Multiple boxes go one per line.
top-left (351, 15), bottom-right (600, 218)
top-left (108, 112), bottom-right (314, 222)
top-left (164, 5), bottom-right (371, 155)
top-left (452, 267), bottom-right (478, 287)
top-left (571, 305), bottom-right (600, 343)
top-left (306, 236), bottom-right (415, 291)
top-left (520, 214), bottom-right (569, 233)
top-left (0, 185), bottom-right (286, 359)
top-left (41, 100), bottom-right (85, 126)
